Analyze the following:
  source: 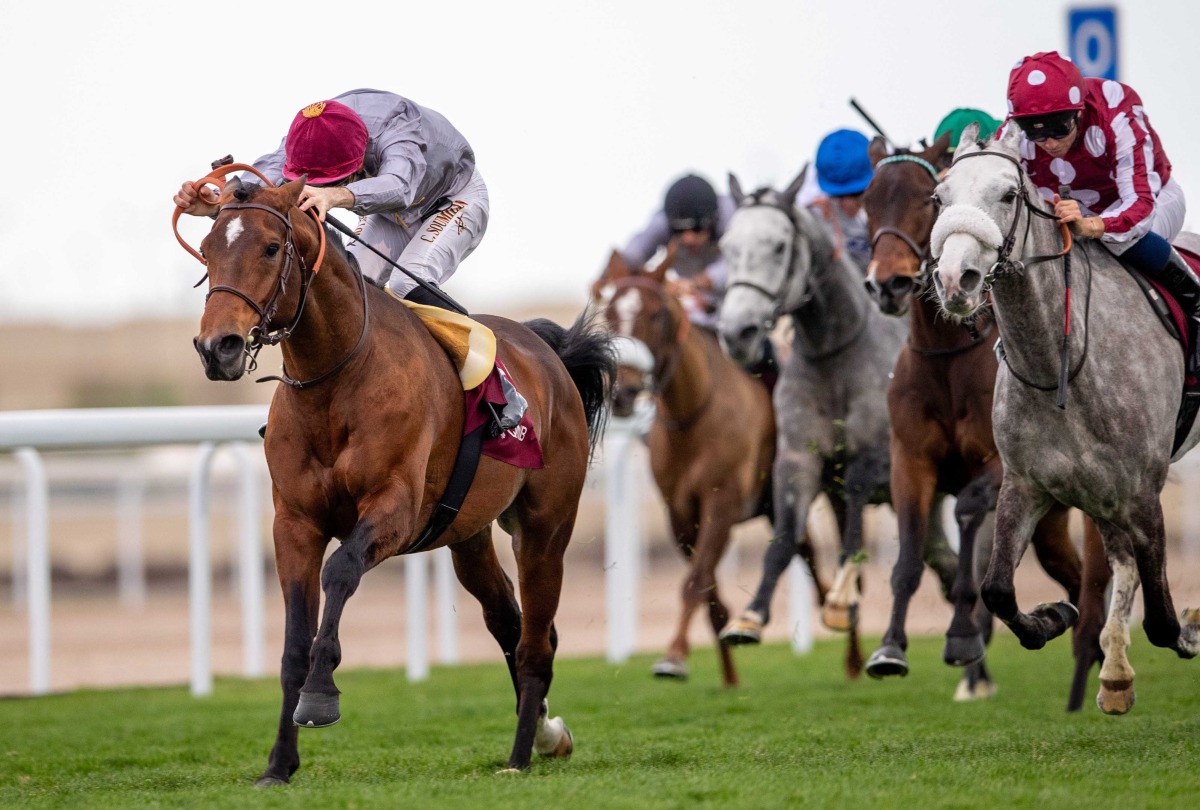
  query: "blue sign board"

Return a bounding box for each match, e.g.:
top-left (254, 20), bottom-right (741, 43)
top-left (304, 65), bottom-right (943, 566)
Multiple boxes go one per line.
top-left (1068, 7), bottom-right (1119, 80)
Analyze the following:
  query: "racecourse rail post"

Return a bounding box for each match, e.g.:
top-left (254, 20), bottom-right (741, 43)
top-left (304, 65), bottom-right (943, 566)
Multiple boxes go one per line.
top-left (15, 448), bottom-right (51, 695)
top-left (603, 413), bottom-right (648, 663)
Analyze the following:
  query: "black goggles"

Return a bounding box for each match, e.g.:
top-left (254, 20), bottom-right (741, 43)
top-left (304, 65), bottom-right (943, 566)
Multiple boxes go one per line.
top-left (669, 217), bottom-right (713, 234)
top-left (1016, 113), bottom-right (1077, 143)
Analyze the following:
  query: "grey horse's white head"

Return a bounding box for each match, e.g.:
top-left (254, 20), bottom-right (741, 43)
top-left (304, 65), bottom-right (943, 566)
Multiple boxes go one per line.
top-left (717, 169), bottom-right (813, 366)
top-left (930, 122), bottom-right (1025, 317)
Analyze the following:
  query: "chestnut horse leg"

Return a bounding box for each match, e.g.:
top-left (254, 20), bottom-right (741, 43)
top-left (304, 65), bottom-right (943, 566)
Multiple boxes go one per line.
top-left (256, 519), bottom-right (328, 787)
top-left (981, 476), bottom-right (1077, 651)
top-left (867, 452), bottom-right (939, 679)
top-left (1068, 518), bottom-right (1109, 711)
top-left (294, 515), bottom-right (400, 729)
top-left (652, 508), bottom-right (700, 680)
top-left (451, 526), bottom-right (524, 697)
top-left (656, 491), bottom-right (741, 686)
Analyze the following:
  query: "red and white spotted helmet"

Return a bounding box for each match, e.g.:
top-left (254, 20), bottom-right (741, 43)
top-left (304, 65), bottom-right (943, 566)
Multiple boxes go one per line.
top-left (1007, 51), bottom-right (1086, 118)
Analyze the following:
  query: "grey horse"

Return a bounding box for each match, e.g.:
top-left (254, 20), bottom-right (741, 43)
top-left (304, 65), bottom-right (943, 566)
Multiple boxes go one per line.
top-left (716, 170), bottom-right (957, 665)
top-left (931, 122), bottom-right (1200, 713)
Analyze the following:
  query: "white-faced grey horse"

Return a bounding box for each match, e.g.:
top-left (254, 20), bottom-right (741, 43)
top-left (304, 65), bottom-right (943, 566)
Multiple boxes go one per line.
top-left (716, 170), bottom-right (957, 674)
top-left (931, 123), bottom-right (1200, 713)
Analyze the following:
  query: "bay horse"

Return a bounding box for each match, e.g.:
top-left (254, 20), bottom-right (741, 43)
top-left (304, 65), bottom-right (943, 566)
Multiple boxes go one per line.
top-left (861, 133), bottom-right (1106, 708)
top-left (184, 174), bottom-right (615, 782)
top-left (601, 266), bottom-right (775, 686)
top-left (931, 123), bottom-right (1200, 713)
top-left (716, 170), bottom-right (960, 678)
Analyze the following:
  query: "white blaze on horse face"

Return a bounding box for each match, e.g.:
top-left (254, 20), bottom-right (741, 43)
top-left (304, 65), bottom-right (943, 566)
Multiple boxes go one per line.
top-left (612, 288), bottom-right (643, 337)
top-left (224, 216), bottom-right (245, 247)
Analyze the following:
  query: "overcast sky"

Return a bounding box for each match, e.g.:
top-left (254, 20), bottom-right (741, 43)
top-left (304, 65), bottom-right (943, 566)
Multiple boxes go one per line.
top-left (2, 0), bottom-right (1196, 325)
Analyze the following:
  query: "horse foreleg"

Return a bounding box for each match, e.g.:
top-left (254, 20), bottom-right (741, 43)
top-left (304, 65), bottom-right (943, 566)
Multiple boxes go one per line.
top-left (1096, 535), bottom-right (1139, 715)
top-left (257, 519), bottom-right (326, 787)
top-left (823, 451), bottom-right (883, 633)
top-left (653, 508), bottom-right (701, 680)
top-left (944, 473), bottom-right (1000, 668)
top-left (293, 519), bottom-right (386, 729)
top-left (674, 495), bottom-right (740, 687)
top-left (981, 477), bottom-right (1075, 650)
top-left (867, 451), bottom-right (938, 678)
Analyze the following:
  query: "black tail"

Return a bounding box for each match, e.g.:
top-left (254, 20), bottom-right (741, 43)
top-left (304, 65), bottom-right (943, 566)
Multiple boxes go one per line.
top-left (525, 308), bottom-right (616, 458)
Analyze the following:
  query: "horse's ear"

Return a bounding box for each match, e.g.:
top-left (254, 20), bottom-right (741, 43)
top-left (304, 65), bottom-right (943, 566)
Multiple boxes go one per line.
top-left (868, 135), bottom-right (890, 167)
top-left (781, 163), bottom-right (808, 207)
top-left (956, 122), bottom-right (982, 155)
top-left (997, 121), bottom-right (1022, 153)
top-left (923, 131), bottom-right (952, 166)
top-left (728, 172), bottom-right (745, 206)
top-left (279, 176), bottom-right (307, 209)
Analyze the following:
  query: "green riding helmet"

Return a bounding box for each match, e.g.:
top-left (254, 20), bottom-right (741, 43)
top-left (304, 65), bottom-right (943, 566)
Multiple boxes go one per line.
top-left (934, 108), bottom-right (1002, 152)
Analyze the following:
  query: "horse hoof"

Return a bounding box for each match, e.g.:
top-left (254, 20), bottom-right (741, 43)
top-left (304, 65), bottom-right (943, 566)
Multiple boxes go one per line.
top-left (651, 658), bottom-right (689, 680)
top-left (293, 691), bottom-right (341, 728)
top-left (1032, 601), bottom-right (1079, 636)
top-left (943, 633), bottom-right (986, 667)
top-left (719, 612), bottom-right (764, 646)
top-left (254, 774), bottom-right (289, 788)
top-left (865, 645), bottom-right (908, 679)
top-left (953, 677), bottom-right (997, 702)
top-left (820, 602), bottom-right (858, 633)
top-left (1097, 679), bottom-right (1136, 715)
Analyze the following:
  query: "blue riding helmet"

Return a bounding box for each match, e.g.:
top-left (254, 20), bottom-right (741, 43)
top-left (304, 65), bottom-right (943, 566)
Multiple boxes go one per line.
top-left (815, 129), bottom-right (874, 197)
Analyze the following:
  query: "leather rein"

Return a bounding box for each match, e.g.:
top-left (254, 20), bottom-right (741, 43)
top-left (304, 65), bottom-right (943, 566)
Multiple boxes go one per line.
top-left (935, 149), bottom-right (1084, 408)
top-left (173, 164), bottom-right (370, 389)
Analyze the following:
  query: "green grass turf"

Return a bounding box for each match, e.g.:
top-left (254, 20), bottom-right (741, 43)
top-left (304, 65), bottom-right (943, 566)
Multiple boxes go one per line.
top-left (2, 631), bottom-right (1197, 809)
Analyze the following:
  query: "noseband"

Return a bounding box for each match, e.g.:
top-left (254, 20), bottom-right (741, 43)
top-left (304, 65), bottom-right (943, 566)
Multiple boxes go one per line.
top-left (869, 154), bottom-right (941, 289)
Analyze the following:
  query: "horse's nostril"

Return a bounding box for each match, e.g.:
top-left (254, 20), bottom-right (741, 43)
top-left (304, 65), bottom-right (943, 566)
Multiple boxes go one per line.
top-left (961, 269), bottom-right (983, 294)
top-left (215, 334), bottom-right (246, 361)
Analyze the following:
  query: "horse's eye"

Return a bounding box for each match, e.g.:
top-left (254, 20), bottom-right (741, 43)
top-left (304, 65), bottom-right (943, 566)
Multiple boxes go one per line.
top-left (1001, 189), bottom-right (1018, 203)
top-left (265, 243), bottom-right (280, 257)
top-left (930, 193), bottom-right (942, 208)
top-left (774, 243), bottom-right (786, 256)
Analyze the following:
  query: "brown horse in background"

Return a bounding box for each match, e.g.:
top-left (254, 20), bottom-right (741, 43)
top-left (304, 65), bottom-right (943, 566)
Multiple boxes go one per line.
top-left (186, 176), bottom-right (615, 782)
top-left (860, 135), bottom-right (1107, 708)
top-left (599, 265), bottom-right (779, 685)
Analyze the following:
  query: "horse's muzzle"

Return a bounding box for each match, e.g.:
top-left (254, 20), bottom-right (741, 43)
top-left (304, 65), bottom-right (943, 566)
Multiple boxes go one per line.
top-left (194, 333), bottom-right (248, 381)
top-left (719, 323), bottom-right (765, 368)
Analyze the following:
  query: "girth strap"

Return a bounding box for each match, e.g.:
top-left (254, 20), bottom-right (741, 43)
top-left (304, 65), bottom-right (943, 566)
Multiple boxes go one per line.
top-left (402, 423), bottom-right (486, 555)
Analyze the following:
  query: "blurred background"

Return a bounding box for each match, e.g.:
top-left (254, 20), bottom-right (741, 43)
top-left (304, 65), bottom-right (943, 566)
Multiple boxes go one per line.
top-left (3, 0), bottom-right (1200, 695)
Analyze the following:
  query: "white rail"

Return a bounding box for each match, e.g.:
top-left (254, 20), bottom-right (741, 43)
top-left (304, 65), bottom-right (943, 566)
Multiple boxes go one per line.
top-left (0, 405), bottom-right (456, 696)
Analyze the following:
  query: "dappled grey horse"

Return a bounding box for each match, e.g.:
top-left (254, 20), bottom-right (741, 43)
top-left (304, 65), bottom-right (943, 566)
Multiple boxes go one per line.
top-left (931, 123), bottom-right (1200, 713)
top-left (716, 170), bottom-right (957, 663)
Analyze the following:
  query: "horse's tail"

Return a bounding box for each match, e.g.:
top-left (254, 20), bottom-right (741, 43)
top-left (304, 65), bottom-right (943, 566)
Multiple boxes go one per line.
top-left (525, 309), bottom-right (616, 458)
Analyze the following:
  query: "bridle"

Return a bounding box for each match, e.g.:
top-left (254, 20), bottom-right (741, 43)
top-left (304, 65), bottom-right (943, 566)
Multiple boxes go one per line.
top-left (724, 191), bottom-right (808, 331)
top-left (934, 148), bottom-right (1085, 407)
top-left (869, 153), bottom-right (941, 290)
top-left (869, 153), bottom-right (993, 356)
top-left (610, 275), bottom-right (712, 430)
top-left (173, 163), bottom-right (370, 389)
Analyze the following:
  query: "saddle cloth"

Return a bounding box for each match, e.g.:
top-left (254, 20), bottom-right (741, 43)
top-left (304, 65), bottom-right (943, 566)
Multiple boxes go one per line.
top-left (400, 300), bottom-right (543, 469)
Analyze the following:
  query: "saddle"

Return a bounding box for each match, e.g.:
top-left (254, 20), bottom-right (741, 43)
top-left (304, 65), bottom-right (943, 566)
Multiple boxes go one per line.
top-left (1124, 242), bottom-right (1200, 454)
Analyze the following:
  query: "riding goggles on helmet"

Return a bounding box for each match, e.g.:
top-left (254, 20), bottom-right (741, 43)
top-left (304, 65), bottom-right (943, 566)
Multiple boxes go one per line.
top-left (1015, 112), bottom-right (1077, 143)
top-left (670, 217), bottom-right (713, 234)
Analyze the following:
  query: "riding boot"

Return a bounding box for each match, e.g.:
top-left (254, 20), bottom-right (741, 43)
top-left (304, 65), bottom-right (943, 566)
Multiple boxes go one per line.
top-left (1148, 248), bottom-right (1200, 377)
top-left (402, 284), bottom-right (529, 432)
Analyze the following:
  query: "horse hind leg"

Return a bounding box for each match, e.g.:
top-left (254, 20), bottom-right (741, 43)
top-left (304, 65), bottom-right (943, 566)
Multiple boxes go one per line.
top-left (1126, 497), bottom-right (1200, 660)
top-left (1067, 517), bottom-right (1108, 712)
top-left (450, 526), bottom-right (523, 697)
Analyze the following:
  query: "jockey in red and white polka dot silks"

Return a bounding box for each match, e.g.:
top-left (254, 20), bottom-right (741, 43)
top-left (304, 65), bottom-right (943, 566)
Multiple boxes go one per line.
top-left (1003, 51), bottom-right (1182, 253)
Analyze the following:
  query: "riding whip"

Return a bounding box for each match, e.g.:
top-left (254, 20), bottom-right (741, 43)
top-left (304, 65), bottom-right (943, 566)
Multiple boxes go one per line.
top-left (323, 216), bottom-right (469, 315)
top-left (849, 98), bottom-right (891, 144)
top-left (1056, 185), bottom-right (1074, 409)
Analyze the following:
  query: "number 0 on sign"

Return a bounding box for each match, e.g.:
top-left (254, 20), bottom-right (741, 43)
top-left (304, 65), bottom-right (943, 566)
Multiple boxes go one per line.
top-left (1068, 7), bottom-right (1119, 81)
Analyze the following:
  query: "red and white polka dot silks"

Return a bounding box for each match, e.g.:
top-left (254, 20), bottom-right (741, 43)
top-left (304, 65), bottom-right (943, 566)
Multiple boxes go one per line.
top-left (1001, 53), bottom-right (1175, 245)
top-left (1008, 51), bottom-right (1086, 117)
